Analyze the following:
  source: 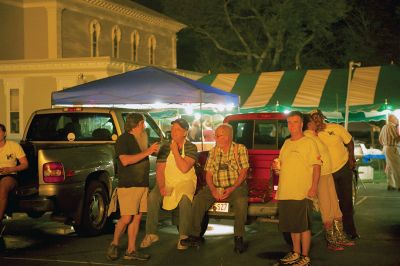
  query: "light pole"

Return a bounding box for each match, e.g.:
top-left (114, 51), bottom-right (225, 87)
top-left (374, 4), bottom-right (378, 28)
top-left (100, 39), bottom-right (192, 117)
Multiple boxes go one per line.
top-left (344, 61), bottom-right (361, 129)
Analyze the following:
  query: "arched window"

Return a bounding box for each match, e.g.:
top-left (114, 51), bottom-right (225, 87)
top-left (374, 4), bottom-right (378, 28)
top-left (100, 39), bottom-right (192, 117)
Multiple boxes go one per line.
top-left (148, 35), bottom-right (156, 65)
top-left (112, 25), bottom-right (121, 58)
top-left (89, 20), bottom-right (101, 57)
top-left (131, 31), bottom-right (140, 62)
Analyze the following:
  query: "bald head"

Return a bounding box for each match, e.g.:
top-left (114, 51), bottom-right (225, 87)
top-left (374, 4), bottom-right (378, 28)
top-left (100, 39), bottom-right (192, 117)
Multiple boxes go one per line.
top-left (388, 114), bottom-right (399, 126)
top-left (215, 123), bottom-right (233, 139)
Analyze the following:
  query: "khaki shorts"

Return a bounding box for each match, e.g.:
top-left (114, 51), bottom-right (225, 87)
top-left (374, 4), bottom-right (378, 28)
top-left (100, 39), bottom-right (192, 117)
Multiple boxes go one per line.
top-left (117, 187), bottom-right (148, 216)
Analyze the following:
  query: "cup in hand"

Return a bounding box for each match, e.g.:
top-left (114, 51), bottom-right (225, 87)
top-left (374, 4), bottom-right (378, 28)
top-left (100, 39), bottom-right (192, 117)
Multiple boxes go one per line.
top-left (272, 158), bottom-right (281, 174)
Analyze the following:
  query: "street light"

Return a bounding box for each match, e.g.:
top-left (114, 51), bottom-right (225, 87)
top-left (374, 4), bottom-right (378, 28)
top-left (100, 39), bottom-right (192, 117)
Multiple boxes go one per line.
top-left (344, 61), bottom-right (361, 129)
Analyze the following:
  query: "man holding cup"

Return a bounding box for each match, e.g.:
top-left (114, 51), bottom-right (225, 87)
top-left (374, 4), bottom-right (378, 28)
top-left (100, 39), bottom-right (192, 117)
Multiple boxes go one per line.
top-left (272, 111), bottom-right (321, 266)
top-left (141, 118), bottom-right (198, 250)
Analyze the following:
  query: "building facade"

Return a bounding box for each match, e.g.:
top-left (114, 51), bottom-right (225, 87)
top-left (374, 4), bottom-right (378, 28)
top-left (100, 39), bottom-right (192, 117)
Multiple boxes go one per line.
top-left (0, 0), bottom-right (201, 140)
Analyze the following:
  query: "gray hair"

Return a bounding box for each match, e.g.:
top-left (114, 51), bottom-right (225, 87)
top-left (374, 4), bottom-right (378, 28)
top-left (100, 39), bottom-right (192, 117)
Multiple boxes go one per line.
top-left (125, 113), bottom-right (144, 132)
top-left (287, 111), bottom-right (304, 121)
top-left (215, 123), bottom-right (233, 138)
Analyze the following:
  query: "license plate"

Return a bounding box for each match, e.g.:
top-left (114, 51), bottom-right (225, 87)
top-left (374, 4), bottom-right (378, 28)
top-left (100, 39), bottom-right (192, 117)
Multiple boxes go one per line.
top-left (209, 202), bottom-right (229, 213)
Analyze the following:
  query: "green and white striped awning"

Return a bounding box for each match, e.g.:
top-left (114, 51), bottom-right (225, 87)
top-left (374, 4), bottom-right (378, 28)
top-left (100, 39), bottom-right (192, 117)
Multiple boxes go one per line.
top-left (199, 65), bottom-right (400, 115)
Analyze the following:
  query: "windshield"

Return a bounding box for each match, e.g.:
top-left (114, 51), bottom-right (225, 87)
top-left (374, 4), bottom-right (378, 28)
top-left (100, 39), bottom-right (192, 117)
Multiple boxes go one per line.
top-left (229, 119), bottom-right (289, 150)
top-left (26, 113), bottom-right (116, 141)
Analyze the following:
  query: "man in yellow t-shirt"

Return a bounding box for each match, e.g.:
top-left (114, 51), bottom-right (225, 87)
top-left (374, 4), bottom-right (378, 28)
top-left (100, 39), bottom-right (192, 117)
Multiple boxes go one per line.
top-left (272, 111), bottom-right (321, 266)
top-left (0, 123), bottom-right (28, 251)
top-left (311, 109), bottom-right (359, 240)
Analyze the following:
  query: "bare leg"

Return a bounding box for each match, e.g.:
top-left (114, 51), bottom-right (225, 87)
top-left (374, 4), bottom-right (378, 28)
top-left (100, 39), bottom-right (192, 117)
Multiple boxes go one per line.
top-left (111, 215), bottom-right (132, 246)
top-left (127, 213), bottom-right (142, 253)
top-left (291, 232), bottom-right (301, 254)
top-left (301, 230), bottom-right (311, 256)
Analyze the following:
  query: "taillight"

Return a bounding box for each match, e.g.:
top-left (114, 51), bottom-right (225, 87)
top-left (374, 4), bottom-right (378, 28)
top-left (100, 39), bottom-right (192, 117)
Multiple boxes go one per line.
top-left (43, 162), bottom-right (65, 183)
top-left (63, 107), bottom-right (82, 112)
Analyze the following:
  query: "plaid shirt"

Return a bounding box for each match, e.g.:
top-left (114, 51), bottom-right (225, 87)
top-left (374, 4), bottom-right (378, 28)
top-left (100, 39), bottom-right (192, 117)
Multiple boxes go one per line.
top-left (204, 142), bottom-right (249, 188)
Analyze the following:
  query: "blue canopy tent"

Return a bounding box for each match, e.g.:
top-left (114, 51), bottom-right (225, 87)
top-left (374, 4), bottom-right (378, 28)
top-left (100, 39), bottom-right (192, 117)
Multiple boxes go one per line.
top-left (52, 66), bottom-right (239, 107)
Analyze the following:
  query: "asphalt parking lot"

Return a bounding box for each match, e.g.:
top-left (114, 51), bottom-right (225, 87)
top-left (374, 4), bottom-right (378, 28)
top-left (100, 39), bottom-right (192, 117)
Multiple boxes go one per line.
top-left (1, 181), bottom-right (400, 266)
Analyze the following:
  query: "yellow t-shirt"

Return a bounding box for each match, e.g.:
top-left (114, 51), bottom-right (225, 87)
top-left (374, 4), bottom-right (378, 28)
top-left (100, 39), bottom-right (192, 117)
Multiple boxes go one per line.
top-left (317, 123), bottom-right (352, 173)
top-left (0, 140), bottom-right (26, 174)
top-left (304, 130), bottom-right (332, 175)
top-left (277, 136), bottom-right (321, 200)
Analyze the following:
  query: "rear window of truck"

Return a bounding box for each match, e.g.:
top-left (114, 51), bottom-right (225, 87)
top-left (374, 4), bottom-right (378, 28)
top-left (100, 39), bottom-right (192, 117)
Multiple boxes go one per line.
top-left (229, 119), bottom-right (290, 150)
top-left (26, 113), bottom-right (116, 141)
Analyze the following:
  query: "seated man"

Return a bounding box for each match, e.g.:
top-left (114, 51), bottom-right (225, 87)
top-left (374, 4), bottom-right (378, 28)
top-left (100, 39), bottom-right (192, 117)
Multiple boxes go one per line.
top-left (140, 118), bottom-right (198, 250)
top-left (0, 123), bottom-right (28, 251)
top-left (181, 123), bottom-right (249, 253)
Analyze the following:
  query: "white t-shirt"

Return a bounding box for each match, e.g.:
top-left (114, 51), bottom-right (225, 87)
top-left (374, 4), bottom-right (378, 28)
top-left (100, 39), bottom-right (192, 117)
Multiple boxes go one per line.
top-left (0, 140), bottom-right (26, 174)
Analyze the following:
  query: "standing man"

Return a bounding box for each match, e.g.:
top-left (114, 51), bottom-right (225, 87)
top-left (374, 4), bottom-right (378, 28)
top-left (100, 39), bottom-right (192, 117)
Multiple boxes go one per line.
top-left (141, 118), bottom-right (198, 250)
top-left (181, 123), bottom-right (249, 253)
top-left (379, 114), bottom-right (400, 191)
top-left (106, 113), bottom-right (159, 261)
top-left (273, 111), bottom-right (321, 266)
top-left (0, 123), bottom-right (28, 251)
top-left (311, 109), bottom-right (359, 240)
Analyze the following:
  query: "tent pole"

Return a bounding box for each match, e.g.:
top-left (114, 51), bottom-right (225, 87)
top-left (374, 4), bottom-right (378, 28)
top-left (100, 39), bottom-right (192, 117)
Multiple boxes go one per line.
top-left (344, 61), bottom-right (361, 129)
top-left (200, 91), bottom-right (204, 152)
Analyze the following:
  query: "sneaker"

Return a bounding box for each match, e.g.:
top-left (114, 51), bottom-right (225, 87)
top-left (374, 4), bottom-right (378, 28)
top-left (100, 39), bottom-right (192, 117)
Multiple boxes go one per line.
top-left (124, 250), bottom-right (150, 261)
top-left (140, 234), bottom-right (159, 248)
top-left (292, 255), bottom-right (310, 266)
top-left (177, 235), bottom-right (188, 250)
top-left (336, 235), bottom-right (355, 247)
top-left (327, 241), bottom-right (345, 251)
top-left (106, 243), bottom-right (119, 261)
top-left (180, 235), bottom-right (202, 247)
top-left (279, 251), bottom-right (300, 265)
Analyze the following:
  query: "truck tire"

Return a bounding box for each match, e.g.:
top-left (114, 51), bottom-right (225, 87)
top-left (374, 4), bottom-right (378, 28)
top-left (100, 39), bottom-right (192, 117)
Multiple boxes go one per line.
top-left (74, 180), bottom-right (109, 236)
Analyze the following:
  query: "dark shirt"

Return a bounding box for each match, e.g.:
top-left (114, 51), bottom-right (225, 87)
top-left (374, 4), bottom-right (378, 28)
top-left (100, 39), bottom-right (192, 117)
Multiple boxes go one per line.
top-left (115, 132), bottom-right (149, 187)
top-left (157, 141), bottom-right (198, 163)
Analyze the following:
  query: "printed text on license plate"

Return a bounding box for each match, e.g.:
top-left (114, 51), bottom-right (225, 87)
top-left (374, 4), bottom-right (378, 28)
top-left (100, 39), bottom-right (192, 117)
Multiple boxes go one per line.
top-left (209, 202), bottom-right (229, 212)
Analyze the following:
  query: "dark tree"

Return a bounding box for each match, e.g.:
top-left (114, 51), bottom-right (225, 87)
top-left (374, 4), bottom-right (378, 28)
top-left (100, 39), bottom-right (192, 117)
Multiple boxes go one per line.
top-left (134, 0), bottom-right (400, 72)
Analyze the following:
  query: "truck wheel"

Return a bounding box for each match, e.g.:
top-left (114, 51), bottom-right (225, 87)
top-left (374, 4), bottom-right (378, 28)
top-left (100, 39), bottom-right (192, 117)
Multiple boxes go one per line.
top-left (74, 180), bottom-right (109, 236)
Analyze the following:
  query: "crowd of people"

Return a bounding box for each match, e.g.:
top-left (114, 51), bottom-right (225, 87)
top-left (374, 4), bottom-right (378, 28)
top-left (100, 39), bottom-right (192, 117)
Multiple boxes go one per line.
top-left (103, 110), bottom-right (364, 266)
top-left (1, 109), bottom-right (399, 265)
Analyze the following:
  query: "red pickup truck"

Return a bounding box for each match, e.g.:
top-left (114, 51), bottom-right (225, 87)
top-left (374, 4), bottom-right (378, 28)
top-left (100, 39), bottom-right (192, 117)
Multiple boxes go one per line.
top-left (198, 112), bottom-right (289, 231)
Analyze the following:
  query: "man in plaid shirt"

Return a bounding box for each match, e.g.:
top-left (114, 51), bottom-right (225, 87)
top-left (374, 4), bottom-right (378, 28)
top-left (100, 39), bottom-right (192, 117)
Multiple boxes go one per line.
top-left (181, 123), bottom-right (249, 253)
